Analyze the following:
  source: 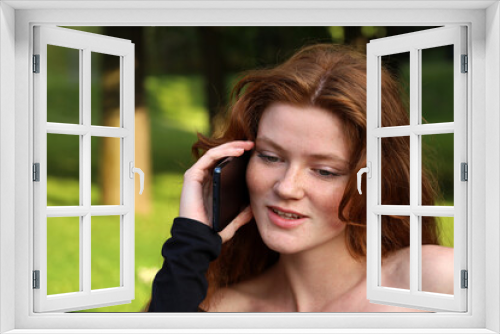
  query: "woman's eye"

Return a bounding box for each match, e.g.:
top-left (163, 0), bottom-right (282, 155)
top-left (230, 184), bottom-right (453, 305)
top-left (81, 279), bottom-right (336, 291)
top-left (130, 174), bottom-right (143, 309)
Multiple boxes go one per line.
top-left (315, 169), bottom-right (339, 178)
top-left (257, 153), bottom-right (280, 163)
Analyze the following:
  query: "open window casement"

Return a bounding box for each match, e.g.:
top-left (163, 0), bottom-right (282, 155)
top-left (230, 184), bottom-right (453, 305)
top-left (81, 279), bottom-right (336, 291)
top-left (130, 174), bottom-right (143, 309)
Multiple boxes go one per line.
top-left (33, 26), bottom-right (140, 312)
top-left (363, 26), bottom-right (467, 312)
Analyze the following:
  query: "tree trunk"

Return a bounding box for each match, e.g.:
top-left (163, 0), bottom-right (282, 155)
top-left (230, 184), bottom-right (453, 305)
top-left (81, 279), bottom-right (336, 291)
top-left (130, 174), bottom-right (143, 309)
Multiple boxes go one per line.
top-left (101, 27), bottom-right (152, 215)
top-left (197, 27), bottom-right (226, 134)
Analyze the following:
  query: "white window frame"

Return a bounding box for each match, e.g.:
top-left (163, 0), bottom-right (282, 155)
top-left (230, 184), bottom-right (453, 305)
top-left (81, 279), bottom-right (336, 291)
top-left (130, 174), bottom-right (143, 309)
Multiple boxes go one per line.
top-left (1, 1), bottom-right (499, 333)
top-left (33, 25), bottom-right (136, 312)
top-left (366, 26), bottom-right (468, 312)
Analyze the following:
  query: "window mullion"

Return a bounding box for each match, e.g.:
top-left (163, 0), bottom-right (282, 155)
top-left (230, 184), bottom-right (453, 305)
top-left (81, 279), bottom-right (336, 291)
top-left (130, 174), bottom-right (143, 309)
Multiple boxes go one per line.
top-left (81, 47), bottom-right (92, 294)
top-left (416, 48), bottom-right (424, 293)
top-left (409, 47), bottom-right (421, 295)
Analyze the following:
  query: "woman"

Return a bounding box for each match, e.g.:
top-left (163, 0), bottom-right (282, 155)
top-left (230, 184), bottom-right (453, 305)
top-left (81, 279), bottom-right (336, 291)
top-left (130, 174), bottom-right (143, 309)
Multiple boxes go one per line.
top-left (148, 44), bottom-right (453, 312)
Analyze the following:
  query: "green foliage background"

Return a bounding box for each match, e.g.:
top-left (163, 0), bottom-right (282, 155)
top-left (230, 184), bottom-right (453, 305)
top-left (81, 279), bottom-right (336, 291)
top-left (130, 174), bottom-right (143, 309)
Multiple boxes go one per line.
top-left (44, 27), bottom-right (455, 312)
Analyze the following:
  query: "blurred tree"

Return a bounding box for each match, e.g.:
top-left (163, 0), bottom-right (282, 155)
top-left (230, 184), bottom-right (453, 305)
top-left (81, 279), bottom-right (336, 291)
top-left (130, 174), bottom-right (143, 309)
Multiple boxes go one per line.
top-left (193, 26), bottom-right (332, 134)
top-left (102, 26), bottom-right (152, 215)
top-left (345, 26), bottom-right (368, 51)
top-left (197, 27), bottom-right (226, 132)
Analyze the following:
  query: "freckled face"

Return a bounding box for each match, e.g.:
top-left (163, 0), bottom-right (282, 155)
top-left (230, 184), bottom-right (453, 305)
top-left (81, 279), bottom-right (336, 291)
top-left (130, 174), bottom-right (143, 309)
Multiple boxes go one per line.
top-left (246, 103), bottom-right (352, 255)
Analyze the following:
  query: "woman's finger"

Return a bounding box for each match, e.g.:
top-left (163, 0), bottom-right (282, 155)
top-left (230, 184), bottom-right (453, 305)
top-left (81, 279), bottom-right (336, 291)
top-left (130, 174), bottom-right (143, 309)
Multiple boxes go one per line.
top-left (219, 206), bottom-right (254, 244)
top-left (194, 141), bottom-right (254, 173)
top-left (179, 140), bottom-right (254, 227)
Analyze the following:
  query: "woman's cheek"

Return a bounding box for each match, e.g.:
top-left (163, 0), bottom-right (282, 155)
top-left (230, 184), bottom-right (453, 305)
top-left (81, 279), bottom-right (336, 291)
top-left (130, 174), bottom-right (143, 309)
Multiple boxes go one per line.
top-left (326, 183), bottom-right (349, 228)
top-left (246, 159), bottom-right (261, 197)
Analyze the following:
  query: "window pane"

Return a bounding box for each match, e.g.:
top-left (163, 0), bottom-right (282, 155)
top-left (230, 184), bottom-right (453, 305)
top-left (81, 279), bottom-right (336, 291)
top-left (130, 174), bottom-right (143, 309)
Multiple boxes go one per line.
top-left (421, 216), bottom-right (454, 295)
top-left (381, 136), bottom-right (410, 205)
top-left (91, 137), bottom-right (121, 205)
top-left (381, 52), bottom-right (410, 127)
top-left (47, 45), bottom-right (80, 124)
top-left (422, 133), bottom-right (454, 206)
top-left (47, 134), bottom-right (80, 206)
top-left (47, 217), bottom-right (80, 295)
top-left (380, 215), bottom-right (410, 291)
top-left (421, 45), bottom-right (454, 124)
top-left (91, 52), bottom-right (121, 127)
top-left (91, 216), bottom-right (121, 290)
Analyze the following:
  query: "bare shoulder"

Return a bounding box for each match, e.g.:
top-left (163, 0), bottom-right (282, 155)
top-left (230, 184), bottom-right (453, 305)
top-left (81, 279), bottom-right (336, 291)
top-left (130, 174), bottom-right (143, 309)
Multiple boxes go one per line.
top-left (382, 245), bottom-right (453, 294)
top-left (381, 247), bottom-right (410, 289)
top-left (205, 270), bottom-right (276, 312)
top-left (421, 244), bottom-right (454, 294)
top-left (205, 281), bottom-right (258, 312)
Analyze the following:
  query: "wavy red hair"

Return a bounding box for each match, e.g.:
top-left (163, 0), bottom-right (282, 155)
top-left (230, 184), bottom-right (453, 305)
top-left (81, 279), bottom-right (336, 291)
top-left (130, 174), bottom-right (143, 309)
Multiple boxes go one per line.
top-left (190, 44), bottom-right (440, 309)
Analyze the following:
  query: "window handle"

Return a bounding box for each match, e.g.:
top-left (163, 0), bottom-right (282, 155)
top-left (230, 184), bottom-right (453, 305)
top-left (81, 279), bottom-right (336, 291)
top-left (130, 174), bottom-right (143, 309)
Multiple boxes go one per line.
top-left (357, 162), bottom-right (371, 195)
top-left (129, 162), bottom-right (144, 195)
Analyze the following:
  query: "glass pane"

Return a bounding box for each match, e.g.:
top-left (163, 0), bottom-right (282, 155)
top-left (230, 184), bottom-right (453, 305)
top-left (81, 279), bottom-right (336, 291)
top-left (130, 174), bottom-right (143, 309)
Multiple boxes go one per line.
top-left (421, 45), bottom-right (454, 124)
top-left (47, 217), bottom-right (80, 295)
top-left (47, 45), bottom-right (80, 124)
top-left (421, 216), bottom-right (454, 295)
top-left (91, 52), bottom-right (121, 127)
top-left (47, 134), bottom-right (80, 206)
top-left (380, 215), bottom-right (410, 291)
top-left (91, 137), bottom-right (121, 205)
top-left (422, 134), bottom-right (454, 206)
top-left (381, 136), bottom-right (410, 205)
top-left (381, 52), bottom-right (410, 127)
top-left (91, 216), bottom-right (121, 290)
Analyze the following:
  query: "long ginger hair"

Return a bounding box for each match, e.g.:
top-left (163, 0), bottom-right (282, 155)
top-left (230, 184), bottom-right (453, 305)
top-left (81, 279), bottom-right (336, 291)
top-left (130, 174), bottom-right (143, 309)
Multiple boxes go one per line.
top-left (191, 44), bottom-right (440, 310)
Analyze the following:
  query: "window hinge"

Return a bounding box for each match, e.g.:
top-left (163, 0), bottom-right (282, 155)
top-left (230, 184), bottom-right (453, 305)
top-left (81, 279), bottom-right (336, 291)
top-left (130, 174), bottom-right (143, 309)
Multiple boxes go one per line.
top-left (33, 270), bottom-right (40, 289)
top-left (461, 162), bottom-right (468, 181)
top-left (33, 54), bottom-right (40, 73)
top-left (461, 54), bottom-right (468, 73)
top-left (33, 163), bottom-right (40, 182)
top-left (461, 270), bottom-right (468, 289)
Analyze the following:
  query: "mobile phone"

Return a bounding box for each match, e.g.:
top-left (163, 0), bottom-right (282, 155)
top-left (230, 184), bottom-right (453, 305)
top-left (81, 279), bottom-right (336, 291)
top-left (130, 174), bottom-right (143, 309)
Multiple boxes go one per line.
top-left (212, 152), bottom-right (250, 232)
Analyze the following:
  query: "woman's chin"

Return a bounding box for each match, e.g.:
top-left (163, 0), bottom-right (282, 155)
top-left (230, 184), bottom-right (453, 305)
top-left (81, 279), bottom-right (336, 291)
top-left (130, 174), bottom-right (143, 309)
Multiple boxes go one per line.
top-left (258, 228), bottom-right (304, 255)
top-left (255, 213), bottom-right (311, 254)
top-left (266, 243), bottom-right (301, 255)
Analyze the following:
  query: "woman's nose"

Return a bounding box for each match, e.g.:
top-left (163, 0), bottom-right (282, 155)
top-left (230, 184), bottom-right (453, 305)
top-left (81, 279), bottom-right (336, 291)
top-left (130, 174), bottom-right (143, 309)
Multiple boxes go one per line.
top-left (273, 166), bottom-right (305, 200)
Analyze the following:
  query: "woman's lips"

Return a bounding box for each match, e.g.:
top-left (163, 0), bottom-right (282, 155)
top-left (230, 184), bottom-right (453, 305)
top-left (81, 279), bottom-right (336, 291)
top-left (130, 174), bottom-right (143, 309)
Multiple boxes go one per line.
top-left (267, 206), bottom-right (307, 229)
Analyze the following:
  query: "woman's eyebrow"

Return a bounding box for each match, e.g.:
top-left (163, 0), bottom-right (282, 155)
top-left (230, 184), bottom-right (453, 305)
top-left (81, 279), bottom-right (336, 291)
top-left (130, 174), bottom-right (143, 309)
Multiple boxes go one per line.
top-left (255, 136), bottom-right (350, 166)
top-left (309, 153), bottom-right (350, 167)
top-left (255, 137), bottom-right (283, 151)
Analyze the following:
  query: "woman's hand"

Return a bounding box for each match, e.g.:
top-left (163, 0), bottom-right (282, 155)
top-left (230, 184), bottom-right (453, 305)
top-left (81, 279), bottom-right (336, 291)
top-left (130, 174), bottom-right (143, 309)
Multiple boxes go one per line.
top-left (219, 205), bottom-right (253, 243)
top-left (179, 140), bottom-right (254, 242)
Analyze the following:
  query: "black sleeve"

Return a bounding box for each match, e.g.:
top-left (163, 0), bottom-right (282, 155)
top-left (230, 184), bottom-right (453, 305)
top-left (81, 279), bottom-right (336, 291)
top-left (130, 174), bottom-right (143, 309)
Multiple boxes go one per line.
top-left (148, 217), bottom-right (222, 312)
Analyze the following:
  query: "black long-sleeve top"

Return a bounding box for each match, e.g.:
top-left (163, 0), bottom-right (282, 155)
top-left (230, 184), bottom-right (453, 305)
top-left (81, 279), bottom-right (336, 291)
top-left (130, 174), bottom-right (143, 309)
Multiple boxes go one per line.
top-left (148, 217), bottom-right (222, 312)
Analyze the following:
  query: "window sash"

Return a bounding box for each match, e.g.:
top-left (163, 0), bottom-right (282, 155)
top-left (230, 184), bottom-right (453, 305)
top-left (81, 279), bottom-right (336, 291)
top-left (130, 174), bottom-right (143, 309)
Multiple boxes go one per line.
top-left (32, 25), bottom-right (135, 312)
top-left (366, 26), bottom-right (468, 312)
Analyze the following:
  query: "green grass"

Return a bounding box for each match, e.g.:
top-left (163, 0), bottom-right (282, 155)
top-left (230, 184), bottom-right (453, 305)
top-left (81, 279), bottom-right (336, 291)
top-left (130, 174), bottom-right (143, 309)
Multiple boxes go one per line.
top-left (47, 217), bottom-right (80, 295)
top-left (47, 172), bottom-right (184, 312)
top-left (82, 172), bottom-right (185, 312)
